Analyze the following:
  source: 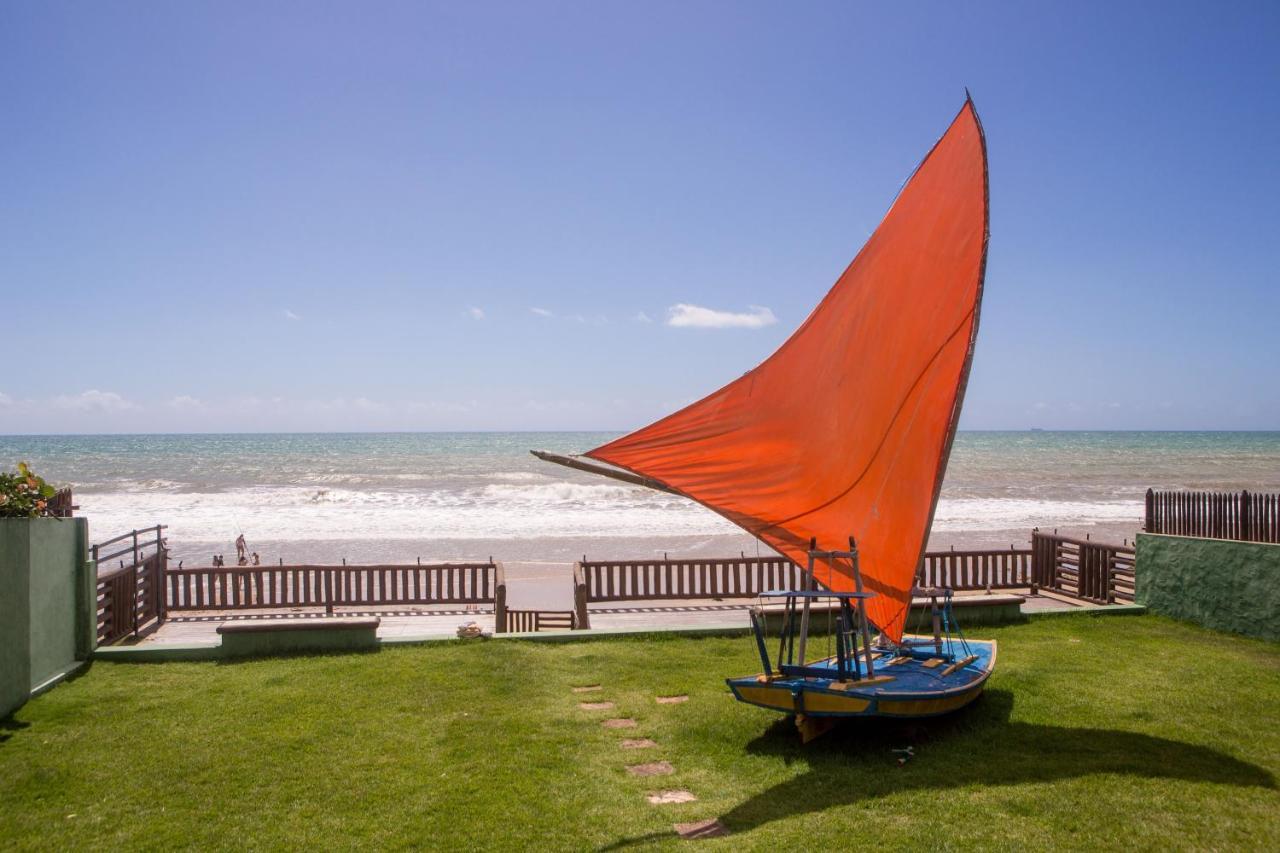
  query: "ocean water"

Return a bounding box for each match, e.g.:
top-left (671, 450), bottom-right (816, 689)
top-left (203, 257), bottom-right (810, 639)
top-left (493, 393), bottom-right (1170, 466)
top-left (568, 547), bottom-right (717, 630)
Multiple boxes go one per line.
top-left (3, 432), bottom-right (1279, 569)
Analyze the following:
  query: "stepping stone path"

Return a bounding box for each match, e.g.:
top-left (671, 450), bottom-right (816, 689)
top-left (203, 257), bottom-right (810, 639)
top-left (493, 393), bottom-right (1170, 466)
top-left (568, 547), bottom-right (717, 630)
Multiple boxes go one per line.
top-left (602, 718), bottom-right (637, 729)
top-left (578, 684), bottom-right (722, 834)
top-left (626, 761), bottom-right (674, 777)
top-left (674, 819), bottom-right (729, 840)
top-left (621, 738), bottom-right (657, 749)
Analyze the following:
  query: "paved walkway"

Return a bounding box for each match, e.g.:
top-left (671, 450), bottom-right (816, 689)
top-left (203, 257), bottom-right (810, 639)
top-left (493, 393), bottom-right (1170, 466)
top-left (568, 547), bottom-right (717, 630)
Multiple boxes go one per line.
top-left (130, 588), bottom-right (1086, 646)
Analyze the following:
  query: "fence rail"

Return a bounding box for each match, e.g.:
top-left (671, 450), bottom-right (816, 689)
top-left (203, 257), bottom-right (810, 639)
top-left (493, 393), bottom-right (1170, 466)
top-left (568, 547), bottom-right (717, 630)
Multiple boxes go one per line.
top-left (503, 609), bottom-right (577, 633)
top-left (578, 555), bottom-right (803, 603)
top-left (165, 562), bottom-right (501, 612)
top-left (919, 548), bottom-right (1033, 591)
top-left (45, 486), bottom-right (75, 518)
top-left (1032, 530), bottom-right (1135, 605)
top-left (93, 526), bottom-right (168, 644)
top-left (1145, 489), bottom-right (1279, 543)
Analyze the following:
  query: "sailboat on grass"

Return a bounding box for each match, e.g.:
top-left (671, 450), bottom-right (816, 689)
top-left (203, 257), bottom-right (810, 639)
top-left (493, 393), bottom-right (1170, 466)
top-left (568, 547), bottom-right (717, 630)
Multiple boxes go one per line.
top-left (536, 97), bottom-right (993, 742)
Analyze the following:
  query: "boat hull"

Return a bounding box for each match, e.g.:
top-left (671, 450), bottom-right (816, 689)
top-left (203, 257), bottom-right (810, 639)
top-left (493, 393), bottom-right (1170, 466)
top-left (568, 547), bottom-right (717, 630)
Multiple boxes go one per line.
top-left (727, 638), bottom-right (997, 722)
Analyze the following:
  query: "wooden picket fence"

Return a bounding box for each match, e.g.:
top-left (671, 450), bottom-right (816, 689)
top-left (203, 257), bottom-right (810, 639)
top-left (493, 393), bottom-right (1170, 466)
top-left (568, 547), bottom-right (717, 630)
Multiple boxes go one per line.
top-left (1145, 489), bottom-right (1279, 544)
top-left (165, 562), bottom-right (501, 611)
top-left (918, 548), bottom-right (1033, 591)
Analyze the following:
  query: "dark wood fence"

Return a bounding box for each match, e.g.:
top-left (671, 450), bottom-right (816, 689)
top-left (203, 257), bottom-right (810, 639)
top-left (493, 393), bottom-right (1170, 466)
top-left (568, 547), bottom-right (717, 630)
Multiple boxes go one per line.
top-left (1031, 530), bottom-right (1135, 605)
top-left (919, 548), bottom-right (1033, 592)
top-left (577, 555), bottom-right (803, 603)
top-left (165, 561), bottom-right (509, 628)
top-left (93, 526), bottom-right (168, 644)
top-left (573, 536), bottom-right (1132, 626)
top-left (1145, 489), bottom-right (1280, 544)
top-left (45, 486), bottom-right (75, 518)
top-left (503, 609), bottom-right (577, 633)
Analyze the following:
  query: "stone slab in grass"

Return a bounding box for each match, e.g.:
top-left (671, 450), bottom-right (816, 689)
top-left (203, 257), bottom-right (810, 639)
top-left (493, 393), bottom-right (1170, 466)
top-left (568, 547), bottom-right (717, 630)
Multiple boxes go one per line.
top-left (621, 738), bottom-right (657, 749)
top-left (647, 790), bottom-right (697, 804)
top-left (571, 685), bottom-right (602, 693)
top-left (674, 819), bottom-right (728, 839)
top-left (627, 761), bottom-right (674, 777)
top-left (602, 718), bottom-right (637, 729)
top-left (579, 701), bottom-right (614, 710)
top-left (656, 695), bottom-right (689, 704)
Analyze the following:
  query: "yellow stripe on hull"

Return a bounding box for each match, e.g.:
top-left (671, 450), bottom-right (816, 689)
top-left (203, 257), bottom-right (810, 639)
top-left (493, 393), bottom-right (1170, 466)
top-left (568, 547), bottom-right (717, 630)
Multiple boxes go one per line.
top-left (801, 691), bottom-right (872, 714)
top-left (877, 686), bottom-right (984, 717)
top-left (735, 685), bottom-right (796, 712)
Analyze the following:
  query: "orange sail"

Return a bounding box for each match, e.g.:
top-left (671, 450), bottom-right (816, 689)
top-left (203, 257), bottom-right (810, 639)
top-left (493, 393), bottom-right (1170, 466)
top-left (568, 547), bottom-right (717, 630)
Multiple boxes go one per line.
top-left (586, 99), bottom-right (989, 641)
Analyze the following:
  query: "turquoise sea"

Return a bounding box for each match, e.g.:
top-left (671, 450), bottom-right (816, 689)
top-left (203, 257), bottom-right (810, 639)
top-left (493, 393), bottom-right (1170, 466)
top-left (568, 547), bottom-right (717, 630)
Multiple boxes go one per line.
top-left (2, 431), bottom-right (1278, 567)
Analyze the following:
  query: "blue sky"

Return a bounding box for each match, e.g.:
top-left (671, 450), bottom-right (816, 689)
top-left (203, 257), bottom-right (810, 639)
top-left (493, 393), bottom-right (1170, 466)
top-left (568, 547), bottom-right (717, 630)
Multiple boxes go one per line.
top-left (3, 2), bottom-right (1277, 433)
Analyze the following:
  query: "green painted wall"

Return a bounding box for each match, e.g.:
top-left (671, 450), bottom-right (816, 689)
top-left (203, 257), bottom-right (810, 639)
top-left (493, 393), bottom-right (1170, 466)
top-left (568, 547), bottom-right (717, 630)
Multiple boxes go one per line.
top-left (0, 521), bottom-right (33, 718)
top-left (1136, 533), bottom-right (1280, 641)
top-left (0, 518), bottom-right (91, 718)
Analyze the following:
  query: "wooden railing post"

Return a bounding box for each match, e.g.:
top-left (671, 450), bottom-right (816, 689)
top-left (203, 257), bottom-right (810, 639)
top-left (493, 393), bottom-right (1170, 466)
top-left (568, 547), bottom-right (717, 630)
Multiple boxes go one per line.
top-left (1144, 488), bottom-right (1155, 533)
top-left (1240, 490), bottom-right (1251, 542)
top-left (155, 528), bottom-right (167, 625)
top-left (1029, 530), bottom-right (1042, 594)
top-left (494, 561), bottom-right (507, 633)
top-left (572, 562), bottom-right (591, 629)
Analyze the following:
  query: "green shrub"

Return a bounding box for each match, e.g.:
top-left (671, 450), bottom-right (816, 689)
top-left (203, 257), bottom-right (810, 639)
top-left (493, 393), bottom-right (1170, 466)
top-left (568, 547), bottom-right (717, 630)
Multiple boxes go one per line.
top-left (0, 462), bottom-right (58, 518)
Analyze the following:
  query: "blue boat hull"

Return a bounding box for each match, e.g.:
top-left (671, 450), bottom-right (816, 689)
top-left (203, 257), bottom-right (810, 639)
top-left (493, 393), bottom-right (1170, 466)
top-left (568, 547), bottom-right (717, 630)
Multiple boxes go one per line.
top-left (727, 637), bottom-right (997, 726)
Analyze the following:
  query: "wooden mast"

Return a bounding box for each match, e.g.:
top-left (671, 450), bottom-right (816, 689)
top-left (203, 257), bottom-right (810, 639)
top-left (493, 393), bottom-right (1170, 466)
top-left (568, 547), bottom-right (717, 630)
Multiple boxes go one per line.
top-left (529, 450), bottom-right (680, 495)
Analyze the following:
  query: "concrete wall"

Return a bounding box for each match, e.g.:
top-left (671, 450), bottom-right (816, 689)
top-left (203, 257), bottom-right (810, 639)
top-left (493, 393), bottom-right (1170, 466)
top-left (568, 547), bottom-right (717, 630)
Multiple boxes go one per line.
top-left (0, 518), bottom-right (91, 718)
top-left (1136, 533), bottom-right (1280, 641)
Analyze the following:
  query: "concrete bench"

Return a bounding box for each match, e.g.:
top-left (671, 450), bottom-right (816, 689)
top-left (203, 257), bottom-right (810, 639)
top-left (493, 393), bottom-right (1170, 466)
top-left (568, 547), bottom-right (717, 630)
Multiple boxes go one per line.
top-left (216, 616), bottom-right (381, 657)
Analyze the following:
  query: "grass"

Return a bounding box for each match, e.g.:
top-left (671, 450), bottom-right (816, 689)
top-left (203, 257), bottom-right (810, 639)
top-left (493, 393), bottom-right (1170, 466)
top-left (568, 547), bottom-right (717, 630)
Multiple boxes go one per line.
top-left (1, 614), bottom-right (1277, 851)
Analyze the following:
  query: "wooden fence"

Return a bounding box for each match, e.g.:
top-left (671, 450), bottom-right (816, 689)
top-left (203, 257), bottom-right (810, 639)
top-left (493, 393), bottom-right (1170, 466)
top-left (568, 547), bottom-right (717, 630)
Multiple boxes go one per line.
top-left (93, 526), bottom-right (168, 644)
top-left (1145, 489), bottom-right (1280, 544)
top-left (1031, 530), bottom-right (1135, 605)
top-left (503, 609), bottom-right (577, 633)
top-left (573, 535), bottom-right (1131, 626)
top-left (577, 555), bottom-right (803, 603)
top-left (918, 548), bottom-right (1033, 592)
top-left (45, 486), bottom-right (75, 518)
top-left (165, 561), bottom-right (510, 629)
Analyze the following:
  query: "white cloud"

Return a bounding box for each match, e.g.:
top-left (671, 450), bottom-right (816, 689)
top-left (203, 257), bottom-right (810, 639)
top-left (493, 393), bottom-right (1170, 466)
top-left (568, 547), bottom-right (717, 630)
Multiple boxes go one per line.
top-left (167, 395), bottom-right (205, 410)
top-left (633, 311), bottom-right (653, 323)
top-left (466, 306), bottom-right (485, 320)
top-left (53, 389), bottom-right (137, 412)
top-left (0, 391), bottom-right (11, 407)
top-left (528, 307), bottom-right (607, 324)
top-left (666, 303), bottom-right (777, 329)
top-left (284, 309), bottom-right (301, 321)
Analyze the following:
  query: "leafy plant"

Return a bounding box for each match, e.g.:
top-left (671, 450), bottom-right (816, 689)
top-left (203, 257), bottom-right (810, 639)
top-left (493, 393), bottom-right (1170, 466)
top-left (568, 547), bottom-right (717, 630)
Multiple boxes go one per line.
top-left (0, 462), bottom-right (58, 518)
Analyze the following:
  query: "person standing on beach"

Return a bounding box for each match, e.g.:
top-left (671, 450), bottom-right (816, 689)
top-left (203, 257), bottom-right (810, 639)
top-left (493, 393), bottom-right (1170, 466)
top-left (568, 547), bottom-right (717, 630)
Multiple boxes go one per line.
top-left (235, 533), bottom-right (247, 562)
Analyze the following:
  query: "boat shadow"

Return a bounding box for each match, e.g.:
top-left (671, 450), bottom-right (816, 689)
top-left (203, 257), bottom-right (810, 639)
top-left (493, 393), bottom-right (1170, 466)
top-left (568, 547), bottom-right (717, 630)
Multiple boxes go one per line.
top-left (722, 689), bottom-right (1274, 832)
top-left (598, 689), bottom-right (1274, 849)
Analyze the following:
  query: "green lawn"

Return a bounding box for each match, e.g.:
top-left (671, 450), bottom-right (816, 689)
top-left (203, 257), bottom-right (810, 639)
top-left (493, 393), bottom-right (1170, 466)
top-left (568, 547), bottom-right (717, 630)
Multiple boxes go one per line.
top-left (2, 614), bottom-right (1277, 850)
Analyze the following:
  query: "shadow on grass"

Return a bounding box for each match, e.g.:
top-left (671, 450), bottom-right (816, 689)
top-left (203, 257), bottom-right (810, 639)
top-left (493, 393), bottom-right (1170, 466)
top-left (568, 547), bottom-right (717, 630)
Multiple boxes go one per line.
top-left (600, 690), bottom-right (1275, 849)
top-left (0, 715), bottom-right (32, 745)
